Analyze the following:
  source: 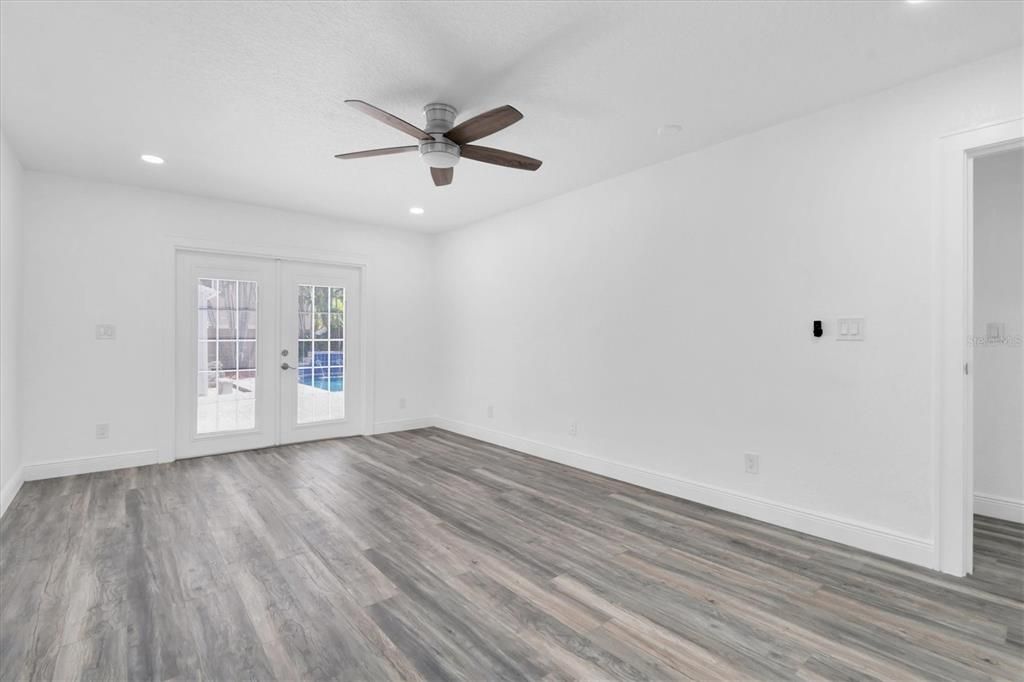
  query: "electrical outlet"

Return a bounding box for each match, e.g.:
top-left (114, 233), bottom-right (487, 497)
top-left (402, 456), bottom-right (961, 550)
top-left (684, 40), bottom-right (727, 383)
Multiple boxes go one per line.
top-left (95, 324), bottom-right (116, 340)
top-left (568, 421), bottom-right (578, 437)
top-left (487, 404), bottom-right (494, 419)
top-left (399, 397), bottom-right (407, 409)
top-left (744, 452), bottom-right (759, 474)
top-left (95, 423), bottom-right (110, 439)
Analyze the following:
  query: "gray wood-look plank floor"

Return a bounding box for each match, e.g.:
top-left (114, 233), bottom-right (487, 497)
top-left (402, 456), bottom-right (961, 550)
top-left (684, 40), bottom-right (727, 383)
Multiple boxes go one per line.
top-left (1, 427), bottom-right (1021, 681)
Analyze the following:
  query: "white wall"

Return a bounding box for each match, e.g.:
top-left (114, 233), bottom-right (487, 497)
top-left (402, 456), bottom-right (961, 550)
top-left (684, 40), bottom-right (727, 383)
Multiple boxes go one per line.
top-left (1, 129), bottom-right (26, 514)
top-left (973, 148), bottom-right (1023, 523)
top-left (434, 49), bottom-right (1023, 568)
top-left (19, 173), bottom-right (435, 473)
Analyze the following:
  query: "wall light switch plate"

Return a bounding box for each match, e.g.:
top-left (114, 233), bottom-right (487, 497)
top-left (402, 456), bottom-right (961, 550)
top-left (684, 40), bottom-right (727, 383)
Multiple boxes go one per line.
top-left (836, 317), bottom-right (865, 341)
top-left (96, 324), bottom-right (116, 340)
top-left (95, 423), bottom-right (110, 439)
top-left (985, 322), bottom-right (1005, 343)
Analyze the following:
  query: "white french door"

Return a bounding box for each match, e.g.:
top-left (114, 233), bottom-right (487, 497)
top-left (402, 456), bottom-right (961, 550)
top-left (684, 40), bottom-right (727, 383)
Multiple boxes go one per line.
top-left (278, 260), bottom-right (362, 444)
top-left (175, 251), bottom-right (363, 459)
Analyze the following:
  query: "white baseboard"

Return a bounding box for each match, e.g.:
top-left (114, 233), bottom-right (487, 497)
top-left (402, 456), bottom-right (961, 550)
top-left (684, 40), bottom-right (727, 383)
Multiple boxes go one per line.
top-left (7, 423), bottom-right (947, 569)
top-left (1, 468), bottom-right (24, 517)
top-left (23, 449), bottom-right (160, 481)
top-left (433, 417), bottom-right (937, 570)
top-left (373, 416), bottom-right (435, 435)
top-left (975, 492), bottom-right (1024, 523)
top-left (15, 421), bottom-right (434, 484)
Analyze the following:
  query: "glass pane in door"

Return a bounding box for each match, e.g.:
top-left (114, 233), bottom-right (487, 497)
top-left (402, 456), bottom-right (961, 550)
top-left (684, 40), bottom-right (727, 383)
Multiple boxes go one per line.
top-left (196, 278), bottom-right (257, 433)
top-left (297, 284), bottom-right (344, 423)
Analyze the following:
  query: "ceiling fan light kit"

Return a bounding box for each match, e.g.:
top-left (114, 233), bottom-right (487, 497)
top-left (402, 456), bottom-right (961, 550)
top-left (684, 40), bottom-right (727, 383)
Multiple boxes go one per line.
top-left (419, 138), bottom-right (461, 168)
top-left (336, 99), bottom-right (542, 186)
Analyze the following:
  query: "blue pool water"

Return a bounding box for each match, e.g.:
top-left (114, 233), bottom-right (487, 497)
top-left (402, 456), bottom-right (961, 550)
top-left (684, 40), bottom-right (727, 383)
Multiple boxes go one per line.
top-left (302, 375), bottom-right (343, 392)
top-left (297, 351), bottom-right (344, 392)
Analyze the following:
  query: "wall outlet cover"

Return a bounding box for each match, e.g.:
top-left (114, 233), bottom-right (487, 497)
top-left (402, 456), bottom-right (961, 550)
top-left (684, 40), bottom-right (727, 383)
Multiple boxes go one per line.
top-left (744, 452), bottom-right (759, 474)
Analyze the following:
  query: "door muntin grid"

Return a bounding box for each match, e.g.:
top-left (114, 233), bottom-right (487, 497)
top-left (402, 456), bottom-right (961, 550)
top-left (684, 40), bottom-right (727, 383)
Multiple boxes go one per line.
top-left (196, 278), bottom-right (258, 434)
top-left (296, 284), bottom-right (344, 423)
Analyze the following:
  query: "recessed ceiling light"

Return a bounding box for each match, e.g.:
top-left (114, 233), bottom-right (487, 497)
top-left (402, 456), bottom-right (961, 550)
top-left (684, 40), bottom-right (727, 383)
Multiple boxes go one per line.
top-left (658, 124), bottom-right (682, 136)
top-left (140, 154), bottom-right (165, 164)
top-left (409, 206), bottom-right (425, 215)
top-left (906, 1), bottom-right (927, 4)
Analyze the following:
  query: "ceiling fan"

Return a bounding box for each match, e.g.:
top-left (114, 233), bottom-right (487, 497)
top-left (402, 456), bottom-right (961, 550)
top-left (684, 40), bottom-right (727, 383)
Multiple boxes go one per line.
top-left (335, 100), bottom-right (542, 187)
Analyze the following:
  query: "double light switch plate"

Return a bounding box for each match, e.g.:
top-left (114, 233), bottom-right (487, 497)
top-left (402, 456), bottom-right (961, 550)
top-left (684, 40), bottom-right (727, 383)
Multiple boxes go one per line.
top-left (836, 317), bottom-right (865, 341)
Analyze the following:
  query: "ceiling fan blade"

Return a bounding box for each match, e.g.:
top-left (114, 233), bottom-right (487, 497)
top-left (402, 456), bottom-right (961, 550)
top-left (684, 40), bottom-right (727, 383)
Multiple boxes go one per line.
top-left (334, 145), bottom-right (418, 160)
top-left (431, 167), bottom-right (454, 186)
top-left (445, 105), bottom-right (523, 145)
top-left (460, 145), bottom-right (542, 171)
top-left (345, 100), bottom-right (432, 141)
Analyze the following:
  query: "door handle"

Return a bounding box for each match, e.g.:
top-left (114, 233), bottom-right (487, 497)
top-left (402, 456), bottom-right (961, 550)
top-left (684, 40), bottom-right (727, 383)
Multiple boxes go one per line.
top-left (281, 362), bottom-right (295, 370)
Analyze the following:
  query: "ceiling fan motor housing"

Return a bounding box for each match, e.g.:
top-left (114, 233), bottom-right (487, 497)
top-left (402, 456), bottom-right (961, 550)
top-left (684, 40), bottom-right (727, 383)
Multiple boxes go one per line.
top-left (423, 102), bottom-right (457, 133)
top-left (420, 103), bottom-right (461, 167)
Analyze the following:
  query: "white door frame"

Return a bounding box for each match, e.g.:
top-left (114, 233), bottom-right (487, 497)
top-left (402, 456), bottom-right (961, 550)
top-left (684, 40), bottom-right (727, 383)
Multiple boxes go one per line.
top-left (936, 117), bottom-right (1023, 576)
top-left (170, 239), bottom-right (375, 461)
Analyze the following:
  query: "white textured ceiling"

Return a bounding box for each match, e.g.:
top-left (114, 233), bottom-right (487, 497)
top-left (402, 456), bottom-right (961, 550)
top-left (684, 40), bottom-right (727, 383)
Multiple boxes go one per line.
top-left (1, 1), bottom-right (1021, 231)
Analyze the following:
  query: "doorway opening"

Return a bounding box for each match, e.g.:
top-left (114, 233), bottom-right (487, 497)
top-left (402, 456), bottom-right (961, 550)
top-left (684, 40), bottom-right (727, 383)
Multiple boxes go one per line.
top-left (971, 147), bottom-right (1023, 596)
top-left (937, 118), bottom-right (1022, 577)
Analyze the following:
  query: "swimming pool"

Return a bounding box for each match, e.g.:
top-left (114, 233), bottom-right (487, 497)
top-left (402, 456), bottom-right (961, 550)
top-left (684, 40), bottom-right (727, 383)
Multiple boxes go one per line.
top-left (297, 351), bottom-right (344, 392)
top-left (301, 375), bottom-right (343, 392)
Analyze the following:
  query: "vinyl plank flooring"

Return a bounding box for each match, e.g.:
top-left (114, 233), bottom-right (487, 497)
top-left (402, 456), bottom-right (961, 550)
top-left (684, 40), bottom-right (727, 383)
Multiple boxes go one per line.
top-left (452, 570), bottom-right (668, 682)
top-left (226, 552), bottom-right (343, 681)
top-left (182, 587), bottom-right (276, 681)
top-left (52, 627), bottom-right (126, 682)
top-left (1, 427), bottom-right (1021, 680)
